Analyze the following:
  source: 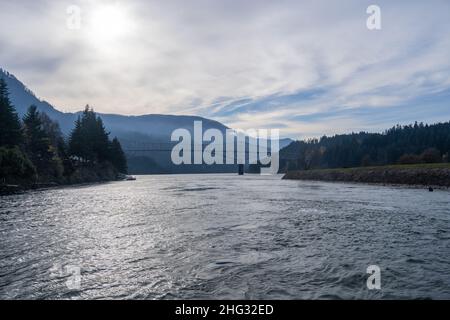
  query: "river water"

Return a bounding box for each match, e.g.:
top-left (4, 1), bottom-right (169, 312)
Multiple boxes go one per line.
top-left (0, 174), bottom-right (449, 299)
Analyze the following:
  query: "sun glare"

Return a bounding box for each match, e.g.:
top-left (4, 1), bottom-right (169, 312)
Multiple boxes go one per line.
top-left (89, 4), bottom-right (133, 42)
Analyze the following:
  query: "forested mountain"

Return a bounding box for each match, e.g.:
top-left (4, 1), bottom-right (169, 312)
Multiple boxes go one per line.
top-left (0, 69), bottom-right (228, 137)
top-left (280, 122), bottom-right (450, 171)
top-left (0, 69), bottom-right (292, 174)
top-left (0, 78), bottom-right (128, 187)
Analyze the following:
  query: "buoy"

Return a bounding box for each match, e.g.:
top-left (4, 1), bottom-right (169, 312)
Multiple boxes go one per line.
top-left (428, 187), bottom-right (434, 192)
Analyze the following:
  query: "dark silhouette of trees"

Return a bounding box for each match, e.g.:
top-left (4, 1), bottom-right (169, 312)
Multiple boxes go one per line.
top-left (0, 80), bottom-right (128, 186)
top-left (39, 111), bottom-right (66, 157)
top-left (68, 117), bottom-right (83, 161)
top-left (23, 106), bottom-right (53, 167)
top-left (420, 148), bottom-right (442, 164)
top-left (110, 137), bottom-right (128, 174)
top-left (68, 106), bottom-right (127, 172)
top-left (0, 79), bottom-right (35, 182)
top-left (398, 153), bottom-right (422, 165)
top-left (22, 105), bottom-right (64, 180)
top-left (0, 78), bottom-right (22, 147)
top-left (0, 146), bottom-right (36, 182)
top-left (69, 106), bottom-right (109, 163)
top-left (281, 121), bottom-right (450, 171)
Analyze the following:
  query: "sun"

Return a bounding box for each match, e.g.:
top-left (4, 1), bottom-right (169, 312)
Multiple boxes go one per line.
top-left (89, 4), bottom-right (133, 42)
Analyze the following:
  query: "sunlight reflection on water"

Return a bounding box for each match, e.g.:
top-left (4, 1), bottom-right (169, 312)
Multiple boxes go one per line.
top-left (0, 174), bottom-right (449, 299)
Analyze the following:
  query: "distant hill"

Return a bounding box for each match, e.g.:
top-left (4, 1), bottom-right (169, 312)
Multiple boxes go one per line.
top-left (279, 122), bottom-right (450, 172)
top-left (1, 69), bottom-right (292, 174)
top-left (0, 69), bottom-right (229, 137)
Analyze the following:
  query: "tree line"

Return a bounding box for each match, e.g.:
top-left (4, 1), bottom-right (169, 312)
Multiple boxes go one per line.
top-left (280, 121), bottom-right (450, 171)
top-left (0, 78), bottom-right (127, 185)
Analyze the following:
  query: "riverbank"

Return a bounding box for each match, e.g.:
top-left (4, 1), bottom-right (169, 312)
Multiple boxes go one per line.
top-left (282, 163), bottom-right (450, 187)
top-left (0, 163), bottom-right (127, 196)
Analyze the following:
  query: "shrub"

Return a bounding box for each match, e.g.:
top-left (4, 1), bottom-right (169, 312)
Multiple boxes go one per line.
top-left (0, 147), bottom-right (36, 182)
top-left (398, 153), bottom-right (422, 165)
top-left (420, 148), bottom-right (442, 164)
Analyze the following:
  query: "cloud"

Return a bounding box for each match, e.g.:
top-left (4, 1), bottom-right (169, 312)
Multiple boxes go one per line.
top-left (0, 0), bottom-right (449, 138)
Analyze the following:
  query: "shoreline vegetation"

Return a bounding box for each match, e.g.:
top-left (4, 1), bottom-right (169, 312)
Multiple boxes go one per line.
top-left (3, 71), bottom-right (450, 193)
top-left (279, 117), bottom-right (450, 188)
top-left (0, 175), bottom-right (119, 196)
top-left (1, 78), bottom-right (129, 196)
top-left (282, 163), bottom-right (450, 188)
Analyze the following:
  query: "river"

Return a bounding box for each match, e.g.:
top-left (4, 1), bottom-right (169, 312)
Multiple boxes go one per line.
top-left (0, 174), bottom-right (449, 299)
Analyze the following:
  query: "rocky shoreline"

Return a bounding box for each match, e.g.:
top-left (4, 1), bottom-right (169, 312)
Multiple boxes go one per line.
top-left (0, 164), bottom-right (128, 196)
top-left (282, 164), bottom-right (450, 187)
top-left (0, 182), bottom-right (59, 195)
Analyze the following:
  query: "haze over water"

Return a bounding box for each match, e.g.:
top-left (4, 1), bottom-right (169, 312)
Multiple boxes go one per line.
top-left (0, 175), bottom-right (449, 299)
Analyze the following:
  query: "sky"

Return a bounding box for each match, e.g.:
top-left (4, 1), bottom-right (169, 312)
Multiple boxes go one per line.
top-left (0, 0), bottom-right (449, 139)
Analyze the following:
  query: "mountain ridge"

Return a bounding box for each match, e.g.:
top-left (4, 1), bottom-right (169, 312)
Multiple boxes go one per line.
top-left (1, 68), bottom-right (293, 173)
top-left (0, 68), bottom-right (230, 137)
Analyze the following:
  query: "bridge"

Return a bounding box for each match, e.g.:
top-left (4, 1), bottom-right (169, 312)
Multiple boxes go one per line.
top-left (124, 142), bottom-right (300, 175)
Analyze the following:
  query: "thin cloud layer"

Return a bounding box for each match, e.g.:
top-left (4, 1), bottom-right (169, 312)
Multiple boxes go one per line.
top-left (0, 0), bottom-right (449, 138)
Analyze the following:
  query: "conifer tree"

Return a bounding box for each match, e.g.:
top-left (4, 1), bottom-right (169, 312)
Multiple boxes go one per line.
top-left (110, 137), bottom-right (128, 173)
top-left (22, 105), bottom-right (55, 173)
top-left (0, 78), bottom-right (22, 146)
top-left (69, 116), bottom-right (84, 161)
top-left (94, 116), bottom-right (110, 162)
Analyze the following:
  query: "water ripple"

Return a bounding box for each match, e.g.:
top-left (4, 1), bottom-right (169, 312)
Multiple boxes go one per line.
top-left (0, 174), bottom-right (449, 299)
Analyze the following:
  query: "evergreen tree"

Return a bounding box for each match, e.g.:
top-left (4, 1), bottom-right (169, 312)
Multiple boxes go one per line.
top-left (69, 116), bottom-right (84, 161)
top-left (0, 78), bottom-right (22, 146)
top-left (94, 116), bottom-right (110, 162)
top-left (0, 82), bottom-right (128, 185)
top-left (281, 121), bottom-right (450, 171)
top-left (22, 105), bottom-right (57, 176)
top-left (110, 137), bottom-right (128, 173)
top-left (69, 105), bottom-right (111, 163)
top-left (68, 105), bottom-right (127, 173)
